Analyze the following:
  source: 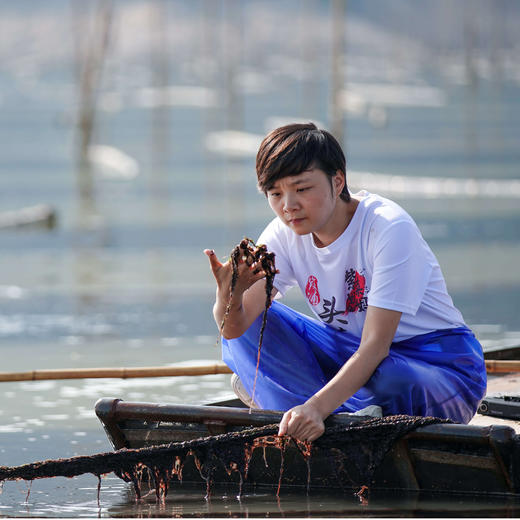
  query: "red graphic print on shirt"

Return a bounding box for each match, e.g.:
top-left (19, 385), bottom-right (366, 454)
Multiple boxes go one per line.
top-left (305, 275), bottom-right (320, 306)
top-left (344, 269), bottom-right (368, 315)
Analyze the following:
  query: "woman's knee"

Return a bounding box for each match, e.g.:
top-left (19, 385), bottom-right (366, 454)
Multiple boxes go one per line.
top-left (371, 356), bottom-right (426, 396)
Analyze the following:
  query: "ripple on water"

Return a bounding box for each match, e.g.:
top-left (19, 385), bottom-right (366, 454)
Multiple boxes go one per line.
top-left (76, 407), bottom-right (96, 419)
top-left (59, 376), bottom-right (183, 399)
top-left (26, 418), bottom-right (45, 427)
top-left (19, 381), bottom-right (56, 392)
top-left (199, 380), bottom-right (227, 389)
top-left (127, 392), bottom-right (145, 399)
top-left (0, 425), bottom-right (24, 433)
top-left (179, 383), bottom-right (200, 392)
top-left (34, 400), bottom-right (61, 408)
top-left (41, 414), bottom-right (69, 421)
top-left (0, 285), bottom-right (27, 299)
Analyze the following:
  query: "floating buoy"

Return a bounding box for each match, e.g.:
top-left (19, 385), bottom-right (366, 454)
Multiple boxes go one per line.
top-left (0, 204), bottom-right (57, 230)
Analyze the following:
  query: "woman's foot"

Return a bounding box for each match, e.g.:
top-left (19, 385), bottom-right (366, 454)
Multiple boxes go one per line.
top-left (231, 373), bottom-right (258, 408)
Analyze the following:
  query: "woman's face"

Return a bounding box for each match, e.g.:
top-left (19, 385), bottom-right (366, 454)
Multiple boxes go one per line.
top-left (266, 167), bottom-right (345, 245)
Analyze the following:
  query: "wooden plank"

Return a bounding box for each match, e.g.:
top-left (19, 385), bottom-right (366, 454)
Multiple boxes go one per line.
top-left (410, 448), bottom-right (498, 470)
top-left (485, 360), bottom-right (520, 373)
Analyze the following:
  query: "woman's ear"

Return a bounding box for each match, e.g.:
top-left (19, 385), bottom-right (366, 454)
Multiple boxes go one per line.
top-left (334, 169), bottom-right (345, 196)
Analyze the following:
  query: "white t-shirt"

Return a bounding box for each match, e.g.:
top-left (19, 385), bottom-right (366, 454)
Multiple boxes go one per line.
top-left (257, 191), bottom-right (465, 341)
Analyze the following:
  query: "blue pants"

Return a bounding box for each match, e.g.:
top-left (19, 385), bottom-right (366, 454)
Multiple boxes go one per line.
top-left (222, 301), bottom-right (487, 424)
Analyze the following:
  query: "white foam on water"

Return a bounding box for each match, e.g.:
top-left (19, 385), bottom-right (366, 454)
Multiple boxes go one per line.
top-left (205, 130), bottom-right (264, 158)
top-left (178, 383), bottom-right (201, 393)
top-left (88, 144), bottom-right (139, 180)
top-left (0, 425), bottom-right (24, 433)
top-left (0, 314), bottom-right (116, 338)
top-left (59, 376), bottom-right (180, 399)
top-left (25, 418), bottom-right (45, 427)
top-left (199, 380), bottom-right (229, 389)
top-left (76, 408), bottom-right (96, 420)
top-left (127, 392), bottom-right (145, 399)
top-left (350, 171), bottom-right (520, 199)
top-left (472, 324), bottom-right (505, 335)
top-left (41, 414), bottom-right (69, 421)
top-left (482, 338), bottom-right (520, 350)
top-left (64, 336), bottom-right (85, 345)
top-left (341, 83), bottom-right (446, 109)
top-left (194, 335), bottom-right (215, 345)
top-left (132, 85), bottom-right (218, 109)
top-left (0, 285), bottom-right (26, 299)
top-left (160, 337), bottom-right (180, 346)
top-left (0, 317), bottom-right (25, 335)
top-left (168, 359), bottom-right (223, 367)
top-left (19, 381), bottom-right (56, 392)
top-left (33, 401), bottom-right (60, 409)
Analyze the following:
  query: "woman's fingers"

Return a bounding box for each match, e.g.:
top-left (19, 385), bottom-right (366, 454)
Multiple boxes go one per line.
top-left (233, 260), bottom-right (267, 288)
top-left (278, 410), bottom-right (291, 436)
top-left (278, 405), bottom-right (325, 441)
top-left (204, 249), bottom-right (269, 296)
top-left (203, 249), bottom-right (223, 275)
top-left (287, 412), bottom-right (317, 440)
top-left (204, 248), bottom-right (269, 276)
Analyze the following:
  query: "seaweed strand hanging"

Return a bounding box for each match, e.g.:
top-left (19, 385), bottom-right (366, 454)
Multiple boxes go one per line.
top-left (219, 237), bottom-right (277, 407)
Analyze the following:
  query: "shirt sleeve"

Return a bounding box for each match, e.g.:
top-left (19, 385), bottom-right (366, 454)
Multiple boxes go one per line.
top-left (367, 219), bottom-right (433, 315)
top-left (257, 218), bottom-right (298, 297)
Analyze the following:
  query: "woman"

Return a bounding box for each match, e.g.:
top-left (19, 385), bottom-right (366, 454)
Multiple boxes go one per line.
top-left (204, 123), bottom-right (486, 442)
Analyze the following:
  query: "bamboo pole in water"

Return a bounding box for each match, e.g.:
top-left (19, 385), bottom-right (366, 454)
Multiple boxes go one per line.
top-left (0, 363), bottom-right (233, 383)
top-left (0, 360), bottom-right (518, 383)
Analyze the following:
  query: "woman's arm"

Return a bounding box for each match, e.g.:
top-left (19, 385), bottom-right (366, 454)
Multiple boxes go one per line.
top-left (278, 305), bottom-right (402, 441)
top-left (204, 249), bottom-right (278, 339)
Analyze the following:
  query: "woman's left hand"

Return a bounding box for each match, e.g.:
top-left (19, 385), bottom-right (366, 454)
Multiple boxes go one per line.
top-left (278, 402), bottom-right (325, 441)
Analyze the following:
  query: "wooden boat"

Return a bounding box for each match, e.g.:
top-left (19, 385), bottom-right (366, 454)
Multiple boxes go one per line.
top-left (484, 343), bottom-right (520, 360)
top-left (96, 377), bottom-right (520, 496)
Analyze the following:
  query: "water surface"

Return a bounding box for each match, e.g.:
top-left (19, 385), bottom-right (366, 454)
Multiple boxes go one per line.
top-left (1, 1), bottom-right (520, 516)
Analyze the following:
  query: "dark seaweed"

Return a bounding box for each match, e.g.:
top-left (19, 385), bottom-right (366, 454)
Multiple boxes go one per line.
top-left (0, 416), bottom-right (447, 504)
top-left (219, 238), bottom-right (276, 406)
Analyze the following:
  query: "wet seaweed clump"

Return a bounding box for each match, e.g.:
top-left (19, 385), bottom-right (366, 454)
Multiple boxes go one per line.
top-left (0, 415), bottom-right (448, 505)
top-left (220, 237), bottom-right (276, 404)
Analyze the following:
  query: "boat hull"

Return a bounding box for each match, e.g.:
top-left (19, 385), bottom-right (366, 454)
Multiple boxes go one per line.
top-left (95, 398), bottom-right (520, 496)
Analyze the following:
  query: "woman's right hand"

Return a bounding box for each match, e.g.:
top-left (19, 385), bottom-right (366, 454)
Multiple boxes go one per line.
top-left (204, 248), bottom-right (275, 338)
top-left (203, 248), bottom-right (268, 300)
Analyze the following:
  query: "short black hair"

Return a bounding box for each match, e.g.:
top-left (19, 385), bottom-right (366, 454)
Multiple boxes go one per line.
top-left (256, 122), bottom-right (350, 202)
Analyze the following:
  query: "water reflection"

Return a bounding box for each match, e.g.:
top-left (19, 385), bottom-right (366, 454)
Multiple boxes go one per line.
top-left (106, 483), bottom-right (520, 518)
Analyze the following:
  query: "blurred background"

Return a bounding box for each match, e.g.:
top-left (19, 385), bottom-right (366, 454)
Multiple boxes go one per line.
top-left (0, 0), bottom-right (519, 514)
top-left (1, 0), bottom-right (520, 427)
